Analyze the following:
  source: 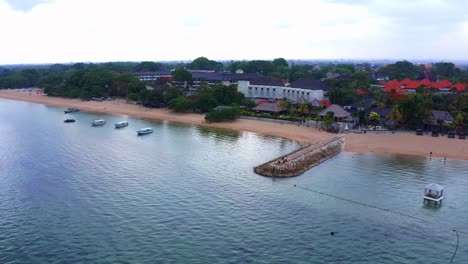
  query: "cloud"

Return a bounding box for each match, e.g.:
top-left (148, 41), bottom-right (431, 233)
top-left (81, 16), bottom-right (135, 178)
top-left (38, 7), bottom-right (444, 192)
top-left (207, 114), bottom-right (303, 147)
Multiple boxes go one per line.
top-left (0, 0), bottom-right (467, 64)
top-left (5, 0), bottom-right (52, 11)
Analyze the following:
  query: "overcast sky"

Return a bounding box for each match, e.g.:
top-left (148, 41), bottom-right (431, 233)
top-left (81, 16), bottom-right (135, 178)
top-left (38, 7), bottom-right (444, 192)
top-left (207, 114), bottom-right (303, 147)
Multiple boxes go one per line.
top-left (1, 0), bottom-right (468, 64)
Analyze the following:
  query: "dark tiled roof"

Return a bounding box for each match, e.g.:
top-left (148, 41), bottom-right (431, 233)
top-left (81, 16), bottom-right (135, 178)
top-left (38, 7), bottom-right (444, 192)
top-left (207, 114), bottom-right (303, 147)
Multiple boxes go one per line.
top-left (289, 78), bottom-right (330, 90)
top-left (253, 102), bottom-right (285, 113)
top-left (416, 71), bottom-right (437, 82)
top-left (432, 110), bottom-right (454, 122)
top-left (250, 77), bottom-right (285, 87)
top-left (335, 74), bottom-right (352, 80)
top-left (189, 71), bottom-right (263, 82)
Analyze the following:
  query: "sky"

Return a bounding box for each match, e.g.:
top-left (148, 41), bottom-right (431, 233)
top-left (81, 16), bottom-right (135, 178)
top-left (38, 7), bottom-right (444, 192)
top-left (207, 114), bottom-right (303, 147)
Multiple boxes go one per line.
top-left (1, 0), bottom-right (468, 64)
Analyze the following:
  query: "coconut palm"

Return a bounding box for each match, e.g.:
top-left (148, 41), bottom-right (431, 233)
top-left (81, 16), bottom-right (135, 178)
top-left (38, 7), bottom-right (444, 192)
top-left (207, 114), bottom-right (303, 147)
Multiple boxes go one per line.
top-left (279, 98), bottom-right (290, 111)
top-left (386, 105), bottom-right (403, 130)
top-left (297, 103), bottom-right (309, 116)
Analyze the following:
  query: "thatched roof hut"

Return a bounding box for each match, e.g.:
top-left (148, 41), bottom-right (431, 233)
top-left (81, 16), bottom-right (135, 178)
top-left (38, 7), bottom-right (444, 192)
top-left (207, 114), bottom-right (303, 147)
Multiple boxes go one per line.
top-left (253, 103), bottom-right (285, 113)
top-left (318, 104), bottom-right (351, 119)
top-left (310, 98), bottom-right (324, 107)
top-left (292, 97), bottom-right (310, 105)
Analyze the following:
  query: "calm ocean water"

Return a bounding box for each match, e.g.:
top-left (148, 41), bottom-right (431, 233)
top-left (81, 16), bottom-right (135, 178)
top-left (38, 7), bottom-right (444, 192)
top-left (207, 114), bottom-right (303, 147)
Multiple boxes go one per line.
top-left (1, 98), bottom-right (468, 264)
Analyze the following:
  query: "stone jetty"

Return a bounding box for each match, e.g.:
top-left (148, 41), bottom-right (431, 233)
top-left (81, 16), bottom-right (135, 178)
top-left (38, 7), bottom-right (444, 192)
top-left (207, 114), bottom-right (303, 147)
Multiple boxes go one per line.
top-left (254, 136), bottom-right (344, 177)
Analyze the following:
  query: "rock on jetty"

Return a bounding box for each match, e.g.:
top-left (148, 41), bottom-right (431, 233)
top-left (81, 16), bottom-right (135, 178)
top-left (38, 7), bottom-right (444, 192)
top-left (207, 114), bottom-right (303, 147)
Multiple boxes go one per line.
top-left (254, 136), bottom-right (344, 177)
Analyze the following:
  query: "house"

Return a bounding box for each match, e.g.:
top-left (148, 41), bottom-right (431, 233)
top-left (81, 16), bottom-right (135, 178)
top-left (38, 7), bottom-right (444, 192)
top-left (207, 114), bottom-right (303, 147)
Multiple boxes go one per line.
top-left (431, 110), bottom-right (454, 124)
top-left (318, 104), bottom-right (352, 122)
top-left (429, 110), bottom-right (454, 131)
top-left (252, 102), bottom-right (285, 114)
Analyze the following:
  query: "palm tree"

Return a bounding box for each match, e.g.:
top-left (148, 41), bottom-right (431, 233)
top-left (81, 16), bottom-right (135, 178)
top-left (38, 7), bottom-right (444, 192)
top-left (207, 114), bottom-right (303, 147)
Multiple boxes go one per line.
top-left (386, 105), bottom-right (403, 130)
top-left (297, 103), bottom-right (309, 116)
top-left (279, 98), bottom-right (290, 111)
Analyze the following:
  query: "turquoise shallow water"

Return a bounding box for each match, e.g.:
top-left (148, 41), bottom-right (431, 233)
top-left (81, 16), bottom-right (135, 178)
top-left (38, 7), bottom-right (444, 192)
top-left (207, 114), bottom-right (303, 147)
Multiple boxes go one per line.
top-left (1, 98), bottom-right (468, 263)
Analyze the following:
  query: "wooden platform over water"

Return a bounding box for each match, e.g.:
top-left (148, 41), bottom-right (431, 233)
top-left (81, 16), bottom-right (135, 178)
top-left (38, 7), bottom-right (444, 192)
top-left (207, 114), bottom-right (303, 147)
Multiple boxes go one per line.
top-left (254, 136), bottom-right (344, 177)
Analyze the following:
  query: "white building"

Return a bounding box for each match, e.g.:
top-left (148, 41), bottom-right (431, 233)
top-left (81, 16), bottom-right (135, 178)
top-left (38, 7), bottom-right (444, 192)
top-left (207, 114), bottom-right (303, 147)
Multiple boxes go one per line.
top-left (238, 78), bottom-right (328, 101)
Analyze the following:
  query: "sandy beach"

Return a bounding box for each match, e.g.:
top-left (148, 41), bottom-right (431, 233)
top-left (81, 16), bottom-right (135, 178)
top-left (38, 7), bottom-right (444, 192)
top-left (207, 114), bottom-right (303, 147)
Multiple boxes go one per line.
top-left (1, 89), bottom-right (467, 160)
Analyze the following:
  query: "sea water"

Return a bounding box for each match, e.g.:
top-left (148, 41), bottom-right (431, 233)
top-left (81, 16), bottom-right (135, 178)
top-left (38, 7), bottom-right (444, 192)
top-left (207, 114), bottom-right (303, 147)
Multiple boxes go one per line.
top-left (1, 98), bottom-right (467, 263)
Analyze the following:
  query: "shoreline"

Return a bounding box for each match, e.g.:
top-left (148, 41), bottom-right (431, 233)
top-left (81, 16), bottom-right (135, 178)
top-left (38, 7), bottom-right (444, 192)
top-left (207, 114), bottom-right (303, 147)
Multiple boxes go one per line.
top-left (1, 89), bottom-right (467, 161)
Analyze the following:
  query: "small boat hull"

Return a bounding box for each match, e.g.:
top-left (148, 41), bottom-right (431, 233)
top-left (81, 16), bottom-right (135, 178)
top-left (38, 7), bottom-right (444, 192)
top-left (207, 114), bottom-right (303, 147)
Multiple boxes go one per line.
top-left (64, 119), bottom-right (75, 123)
top-left (115, 122), bottom-right (129, 128)
top-left (137, 128), bottom-right (153, 135)
top-left (64, 108), bottom-right (80, 114)
top-left (92, 120), bottom-right (106, 126)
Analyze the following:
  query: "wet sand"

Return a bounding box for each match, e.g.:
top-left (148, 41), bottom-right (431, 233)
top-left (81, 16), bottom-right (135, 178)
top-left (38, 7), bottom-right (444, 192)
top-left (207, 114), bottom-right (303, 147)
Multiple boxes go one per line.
top-left (1, 89), bottom-right (467, 160)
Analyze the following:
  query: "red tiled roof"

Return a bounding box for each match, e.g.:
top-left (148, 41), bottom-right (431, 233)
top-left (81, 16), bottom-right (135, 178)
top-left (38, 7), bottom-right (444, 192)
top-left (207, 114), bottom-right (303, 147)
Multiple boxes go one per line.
top-left (405, 80), bottom-right (421, 89)
top-left (321, 100), bottom-right (331, 107)
top-left (419, 79), bottom-right (432, 87)
top-left (431, 80), bottom-right (452, 89)
top-left (453, 83), bottom-right (467, 91)
top-left (400, 78), bottom-right (412, 85)
top-left (357, 89), bottom-right (367, 95)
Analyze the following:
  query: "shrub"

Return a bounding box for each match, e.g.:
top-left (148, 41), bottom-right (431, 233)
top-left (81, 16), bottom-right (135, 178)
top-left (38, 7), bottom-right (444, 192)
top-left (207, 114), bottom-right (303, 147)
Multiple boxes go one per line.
top-left (205, 108), bottom-right (240, 122)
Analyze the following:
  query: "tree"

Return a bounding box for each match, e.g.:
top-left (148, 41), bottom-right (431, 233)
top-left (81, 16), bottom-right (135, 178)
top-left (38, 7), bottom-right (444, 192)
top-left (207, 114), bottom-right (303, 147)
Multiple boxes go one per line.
top-left (324, 111), bottom-right (335, 127)
top-left (164, 87), bottom-right (183, 103)
top-left (194, 91), bottom-right (218, 112)
top-left (378, 60), bottom-right (421, 80)
top-left (272, 58), bottom-right (288, 68)
top-left (369, 111), bottom-right (381, 125)
top-left (297, 103), bottom-right (309, 116)
top-left (279, 98), bottom-right (290, 111)
top-left (188, 57), bottom-right (223, 71)
top-left (135, 61), bottom-right (162, 72)
top-left (399, 93), bottom-right (433, 128)
top-left (142, 88), bottom-right (164, 107)
top-left (205, 108), bottom-right (240, 122)
top-left (386, 105), bottom-right (403, 129)
top-left (171, 69), bottom-right (193, 87)
top-left (433, 62), bottom-right (459, 79)
top-left (168, 96), bottom-right (192, 112)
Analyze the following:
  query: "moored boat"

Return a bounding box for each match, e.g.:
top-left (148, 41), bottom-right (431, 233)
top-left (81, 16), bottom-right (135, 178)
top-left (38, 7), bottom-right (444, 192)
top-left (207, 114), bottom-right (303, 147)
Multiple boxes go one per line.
top-left (137, 127), bottom-right (153, 135)
top-left (64, 119), bottom-right (75, 123)
top-left (64, 108), bottom-right (80, 113)
top-left (92, 119), bottom-right (106, 126)
top-left (115, 121), bottom-right (129, 128)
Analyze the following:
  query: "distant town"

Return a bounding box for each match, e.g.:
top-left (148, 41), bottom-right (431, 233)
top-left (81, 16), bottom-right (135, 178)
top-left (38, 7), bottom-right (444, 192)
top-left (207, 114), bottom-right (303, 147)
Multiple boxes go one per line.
top-left (0, 57), bottom-right (467, 134)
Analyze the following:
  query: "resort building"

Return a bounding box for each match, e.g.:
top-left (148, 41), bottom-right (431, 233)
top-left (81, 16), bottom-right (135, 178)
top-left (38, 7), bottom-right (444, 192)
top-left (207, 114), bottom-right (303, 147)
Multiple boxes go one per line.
top-left (135, 70), bottom-right (172, 82)
top-left (237, 78), bottom-right (329, 101)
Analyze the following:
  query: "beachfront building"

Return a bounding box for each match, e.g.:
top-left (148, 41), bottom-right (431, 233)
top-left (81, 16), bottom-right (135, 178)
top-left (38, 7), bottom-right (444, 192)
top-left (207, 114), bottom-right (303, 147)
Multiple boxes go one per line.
top-left (252, 102), bottom-right (285, 114)
top-left (190, 71), bottom-right (260, 89)
top-left (135, 70), bottom-right (173, 82)
top-left (318, 104), bottom-right (352, 122)
top-left (238, 78), bottom-right (329, 101)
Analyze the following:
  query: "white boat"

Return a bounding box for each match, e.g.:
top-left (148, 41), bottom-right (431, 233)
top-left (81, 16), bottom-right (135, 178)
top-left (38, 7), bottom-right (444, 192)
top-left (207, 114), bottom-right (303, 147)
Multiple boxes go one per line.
top-left (92, 119), bottom-right (106, 126)
top-left (64, 108), bottom-right (80, 113)
top-left (137, 127), bottom-right (153, 135)
top-left (114, 121), bottom-right (129, 128)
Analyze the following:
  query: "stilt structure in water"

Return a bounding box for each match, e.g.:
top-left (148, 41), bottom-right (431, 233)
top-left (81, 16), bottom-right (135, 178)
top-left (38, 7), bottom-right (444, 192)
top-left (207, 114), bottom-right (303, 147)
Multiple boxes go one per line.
top-left (254, 136), bottom-right (344, 177)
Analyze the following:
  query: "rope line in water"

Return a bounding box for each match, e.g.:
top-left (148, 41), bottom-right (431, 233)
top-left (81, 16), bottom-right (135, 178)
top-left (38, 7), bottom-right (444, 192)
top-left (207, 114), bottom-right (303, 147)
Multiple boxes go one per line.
top-left (450, 229), bottom-right (459, 263)
top-left (295, 185), bottom-right (427, 222)
top-left (293, 184), bottom-right (464, 262)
